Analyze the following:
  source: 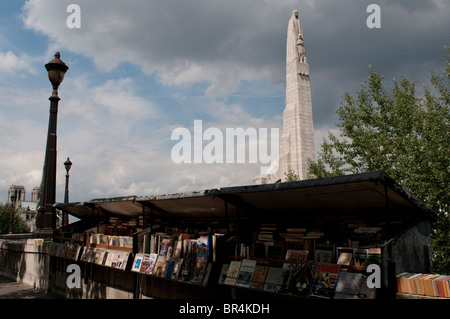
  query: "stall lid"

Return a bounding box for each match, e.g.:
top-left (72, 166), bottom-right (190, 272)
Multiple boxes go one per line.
top-left (54, 171), bottom-right (436, 224)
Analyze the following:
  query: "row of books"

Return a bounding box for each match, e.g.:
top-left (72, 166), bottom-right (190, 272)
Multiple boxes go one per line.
top-left (79, 246), bottom-right (130, 271)
top-left (396, 272), bottom-right (450, 298)
top-left (142, 232), bottom-right (211, 258)
top-left (336, 247), bottom-right (381, 266)
top-left (106, 217), bottom-right (139, 236)
top-left (88, 233), bottom-right (133, 248)
top-left (131, 249), bottom-right (211, 285)
top-left (219, 255), bottom-right (375, 299)
top-left (257, 225), bottom-right (324, 244)
top-left (45, 242), bottom-right (81, 261)
top-left (228, 239), bottom-right (381, 268)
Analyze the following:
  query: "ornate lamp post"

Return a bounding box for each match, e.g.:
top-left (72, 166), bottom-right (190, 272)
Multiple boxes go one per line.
top-left (9, 193), bottom-right (15, 234)
top-left (34, 52), bottom-right (69, 238)
top-left (63, 157), bottom-right (72, 227)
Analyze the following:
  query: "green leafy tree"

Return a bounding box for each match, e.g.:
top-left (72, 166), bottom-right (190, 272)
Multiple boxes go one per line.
top-left (0, 203), bottom-right (31, 234)
top-left (308, 47), bottom-right (450, 274)
top-left (284, 169), bottom-right (300, 182)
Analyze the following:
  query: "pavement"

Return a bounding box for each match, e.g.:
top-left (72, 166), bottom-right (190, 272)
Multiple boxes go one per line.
top-left (0, 276), bottom-right (63, 299)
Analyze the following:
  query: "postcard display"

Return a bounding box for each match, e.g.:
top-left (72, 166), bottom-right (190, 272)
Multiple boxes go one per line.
top-left (46, 233), bottom-right (84, 261)
top-left (129, 220), bottom-right (384, 299)
top-left (131, 229), bottom-right (216, 289)
top-left (57, 218), bottom-right (137, 271)
top-left (79, 233), bottom-right (133, 271)
top-left (216, 224), bottom-right (382, 299)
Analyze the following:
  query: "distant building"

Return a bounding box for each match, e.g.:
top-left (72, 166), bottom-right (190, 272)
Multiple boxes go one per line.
top-left (7, 185), bottom-right (39, 232)
top-left (7, 185), bottom-right (66, 232)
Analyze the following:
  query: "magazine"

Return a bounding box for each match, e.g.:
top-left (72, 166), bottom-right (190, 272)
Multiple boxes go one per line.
top-left (310, 263), bottom-right (341, 298)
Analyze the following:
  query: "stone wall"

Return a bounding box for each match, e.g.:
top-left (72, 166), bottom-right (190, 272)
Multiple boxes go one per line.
top-left (0, 239), bottom-right (135, 298)
top-left (0, 239), bottom-right (50, 290)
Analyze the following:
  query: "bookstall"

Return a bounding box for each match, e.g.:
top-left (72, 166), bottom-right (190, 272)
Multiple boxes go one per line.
top-left (54, 171), bottom-right (436, 299)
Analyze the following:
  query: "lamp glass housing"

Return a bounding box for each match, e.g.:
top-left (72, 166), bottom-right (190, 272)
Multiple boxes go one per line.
top-left (47, 68), bottom-right (66, 85)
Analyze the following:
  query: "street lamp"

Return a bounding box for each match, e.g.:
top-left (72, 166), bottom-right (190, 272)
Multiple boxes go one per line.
top-left (9, 193), bottom-right (15, 234)
top-left (34, 52), bottom-right (69, 238)
top-left (63, 157), bottom-right (72, 228)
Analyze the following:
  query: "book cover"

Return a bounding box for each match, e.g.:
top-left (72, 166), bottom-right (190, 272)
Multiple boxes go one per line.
top-left (267, 245), bottom-right (284, 266)
top-left (153, 255), bottom-right (167, 277)
top-left (165, 259), bottom-right (175, 278)
top-left (170, 258), bottom-right (184, 280)
top-left (144, 253), bottom-right (158, 274)
top-left (95, 250), bottom-right (105, 265)
top-left (197, 235), bottom-right (209, 253)
top-left (119, 252), bottom-right (130, 270)
top-left (281, 249), bottom-right (309, 293)
top-left (110, 252), bottom-right (120, 268)
top-left (283, 249), bottom-right (308, 269)
top-left (173, 238), bottom-right (183, 258)
top-left (160, 238), bottom-right (172, 256)
top-left (104, 250), bottom-right (113, 267)
top-left (263, 267), bottom-right (286, 293)
top-left (315, 250), bottom-right (333, 263)
top-left (80, 246), bottom-right (89, 262)
top-left (310, 263), bottom-right (341, 299)
top-left (287, 259), bottom-right (314, 295)
top-left (337, 252), bottom-right (353, 266)
top-left (178, 242), bottom-right (198, 281)
top-left (354, 249), bottom-right (368, 266)
top-left (202, 263), bottom-right (213, 286)
top-left (249, 263), bottom-right (269, 289)
top-left (334, 271), bottom-right (363, 299)
top-left (88, 248), bottom-right (98, 263)
top-left (236, 259), bottom-right (257, 287)
top-left (190, 252), bottom-right (210, 285)
top-left (138, 254), bottom-right (150, 273)
top-left (224, 261), bottom-right (241, 286)
top-left (218, 264), bottom-right (230, 285)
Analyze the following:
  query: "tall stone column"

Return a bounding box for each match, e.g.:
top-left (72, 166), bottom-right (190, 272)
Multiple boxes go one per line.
top-left (254, 10), bottom-right (315, 184)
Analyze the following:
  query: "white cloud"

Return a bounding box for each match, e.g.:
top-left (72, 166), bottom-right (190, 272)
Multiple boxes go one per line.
top-left (0, 51), bottom-right (36, 75)
top-left (2, 0), bottom-right (446, 204)
top-left (21, 0), bottom-right (291, 97)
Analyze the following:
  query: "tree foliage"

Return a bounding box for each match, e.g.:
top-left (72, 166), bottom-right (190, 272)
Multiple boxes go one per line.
top-left (284, 169), bottom-right (300, 182)
top-left (308, 47), bottom-right (450, 274)
top-left (0, 203), bottom-right (31, 234)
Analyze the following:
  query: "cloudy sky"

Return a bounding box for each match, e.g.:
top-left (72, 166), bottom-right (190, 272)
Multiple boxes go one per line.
top-left (0, 0), bottom-right (448, 204)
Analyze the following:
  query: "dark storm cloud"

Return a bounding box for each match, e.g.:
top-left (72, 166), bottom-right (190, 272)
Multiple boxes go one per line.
top-left (300, 0), bottom-right (449, 127)
top-left (23, 0), bottom-right (449, 125)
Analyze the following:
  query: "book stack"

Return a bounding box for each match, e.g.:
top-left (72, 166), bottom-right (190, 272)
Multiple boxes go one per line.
top-left (256, 224), bottom-right (277, 245)
top-left (279, 228), bottom-right (306, 242)
top-left (88, 233), bottom-right (133, 249)
top-left (367, 248), bottom-right (381, 264)
top-left (304, 230), bottom-right (325, 239)
top-left (396, 272), bottom-right (450, 298)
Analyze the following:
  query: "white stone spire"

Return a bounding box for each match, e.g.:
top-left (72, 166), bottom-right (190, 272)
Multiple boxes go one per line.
top-left (254, 10), bottom-right (315, 184)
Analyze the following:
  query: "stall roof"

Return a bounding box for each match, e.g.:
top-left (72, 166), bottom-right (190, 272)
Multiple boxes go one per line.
top-left (55, 171), bottom-right (436, 224)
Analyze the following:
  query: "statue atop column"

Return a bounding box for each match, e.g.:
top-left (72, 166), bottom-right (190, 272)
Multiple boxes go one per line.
top-left (253, 9), bottom-right (315, 184)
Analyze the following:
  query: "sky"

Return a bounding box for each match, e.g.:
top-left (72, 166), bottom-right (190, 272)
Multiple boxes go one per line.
top-left (0, 0), bottom-right (448, 205)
